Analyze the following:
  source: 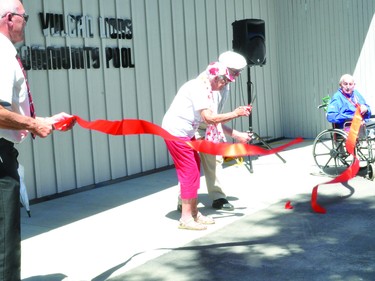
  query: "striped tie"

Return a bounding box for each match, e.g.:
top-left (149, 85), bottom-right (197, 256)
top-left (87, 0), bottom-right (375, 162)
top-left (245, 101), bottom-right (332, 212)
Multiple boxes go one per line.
top-left (16, 55), bottom-right (36, 138)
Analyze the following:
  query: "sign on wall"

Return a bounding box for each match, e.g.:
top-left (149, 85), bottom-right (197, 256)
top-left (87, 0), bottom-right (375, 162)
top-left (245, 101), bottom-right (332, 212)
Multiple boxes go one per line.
top-left (19, 12), bottom-right (135, 71)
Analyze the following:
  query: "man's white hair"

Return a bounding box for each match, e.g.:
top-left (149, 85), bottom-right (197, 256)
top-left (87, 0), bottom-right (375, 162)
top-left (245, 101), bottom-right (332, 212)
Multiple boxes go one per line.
top-left (339, 74), bottom-right (355, 86)
top-left (0, 0), bottom-right (19, 17)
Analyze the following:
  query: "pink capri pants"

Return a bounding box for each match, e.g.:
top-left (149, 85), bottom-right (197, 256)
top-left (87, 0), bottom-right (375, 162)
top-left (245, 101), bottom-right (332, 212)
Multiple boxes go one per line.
top-left (165, 137), bottom-right (200, 199)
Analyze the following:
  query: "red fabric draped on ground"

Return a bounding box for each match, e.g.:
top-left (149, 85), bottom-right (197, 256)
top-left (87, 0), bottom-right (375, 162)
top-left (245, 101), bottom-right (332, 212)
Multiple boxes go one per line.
top-left (53, 115), bottom-right (303, 157)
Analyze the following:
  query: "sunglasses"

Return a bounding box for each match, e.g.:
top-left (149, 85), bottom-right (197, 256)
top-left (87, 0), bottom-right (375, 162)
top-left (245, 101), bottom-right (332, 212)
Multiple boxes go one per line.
top-left (218, 75), bottom-right (231, 84)
top-left (228, 68), bottom-right (242, 77)
top-left (2, 12), bottom-right (29, 23)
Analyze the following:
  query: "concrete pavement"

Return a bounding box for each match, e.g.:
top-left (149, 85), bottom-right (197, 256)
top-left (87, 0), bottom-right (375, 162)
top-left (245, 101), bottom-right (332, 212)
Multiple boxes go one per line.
top-left (20, 139), bottom-right (375, 280)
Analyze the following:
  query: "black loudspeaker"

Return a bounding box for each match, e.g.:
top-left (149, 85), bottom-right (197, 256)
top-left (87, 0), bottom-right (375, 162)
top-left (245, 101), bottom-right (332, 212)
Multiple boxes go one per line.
top-left (232, 19), bottom-right (266, 66)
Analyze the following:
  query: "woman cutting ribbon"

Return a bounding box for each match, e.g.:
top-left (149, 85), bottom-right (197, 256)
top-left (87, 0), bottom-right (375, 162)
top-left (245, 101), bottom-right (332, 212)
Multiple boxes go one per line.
top-left (162, 62), bottom-right (251, 230)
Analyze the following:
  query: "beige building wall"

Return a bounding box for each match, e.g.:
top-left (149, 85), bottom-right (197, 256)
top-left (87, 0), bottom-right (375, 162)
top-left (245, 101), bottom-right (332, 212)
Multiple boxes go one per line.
top-left (275, 0), bottom-right (375, 138)
top-left (16, 0), bottom-right (375, 200)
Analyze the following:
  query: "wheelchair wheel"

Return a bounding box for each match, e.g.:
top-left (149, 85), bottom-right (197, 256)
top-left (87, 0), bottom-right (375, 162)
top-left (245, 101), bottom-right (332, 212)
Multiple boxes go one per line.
top-left (366, 163), bottom-right (375, 181)
top-left (312, 129), bottom-right (355, 177)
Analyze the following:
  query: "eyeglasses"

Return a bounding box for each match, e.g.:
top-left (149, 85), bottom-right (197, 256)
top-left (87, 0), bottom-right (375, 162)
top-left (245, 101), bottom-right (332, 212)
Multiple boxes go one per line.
top-left (12, 13), bottom-right (29, 22)
top-left (228, 68), bottom-right (242, 77)
top-left (1, 12), bottom-right (29, 23)
top-left (342, 82), bottom-right (354, 86)
top-left (218, 75), bottom-right (231, 84)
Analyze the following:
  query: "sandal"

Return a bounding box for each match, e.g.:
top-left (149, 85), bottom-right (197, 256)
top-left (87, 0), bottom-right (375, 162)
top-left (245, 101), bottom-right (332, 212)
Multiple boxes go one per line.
top-left (194, 212), bottom-right (215, 225)
top-left (178, 218), bottom-right (207, 230)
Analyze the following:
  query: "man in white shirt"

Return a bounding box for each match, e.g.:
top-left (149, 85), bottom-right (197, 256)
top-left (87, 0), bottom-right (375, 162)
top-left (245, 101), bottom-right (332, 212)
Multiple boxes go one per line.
top-left (0, 1), bottom-right (74, 279)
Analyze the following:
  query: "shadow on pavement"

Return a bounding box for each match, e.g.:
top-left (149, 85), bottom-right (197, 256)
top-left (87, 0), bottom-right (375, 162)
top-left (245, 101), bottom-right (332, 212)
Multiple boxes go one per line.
top-left (101, 193), bottom-right (375, 281)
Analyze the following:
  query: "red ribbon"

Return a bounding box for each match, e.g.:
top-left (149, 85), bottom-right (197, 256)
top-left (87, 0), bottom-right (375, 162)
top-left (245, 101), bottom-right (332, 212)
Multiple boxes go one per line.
top-left (54, 115), bottom-right (303, 157)
top-left (285, 201), bottom-right (294, 209)
top-left (311, 107), bottom-right (362, 213)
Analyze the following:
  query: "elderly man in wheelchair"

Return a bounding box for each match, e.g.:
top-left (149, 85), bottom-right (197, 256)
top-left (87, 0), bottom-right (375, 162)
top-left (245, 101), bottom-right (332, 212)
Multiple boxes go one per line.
top-left (326, 74), bottom-right (373, 131)
top-left (312, 74), bottom-right (375, 179)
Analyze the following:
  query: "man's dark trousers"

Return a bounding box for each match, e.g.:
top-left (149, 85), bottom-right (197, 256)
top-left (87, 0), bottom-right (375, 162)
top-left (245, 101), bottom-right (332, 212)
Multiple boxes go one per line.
top-left (0, 139), bottom-right (21, 281)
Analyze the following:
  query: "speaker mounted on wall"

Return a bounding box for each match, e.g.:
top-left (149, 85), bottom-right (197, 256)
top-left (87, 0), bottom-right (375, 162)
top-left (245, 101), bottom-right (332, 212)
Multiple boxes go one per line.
top-left (232, 19), bottom-right (266, 66)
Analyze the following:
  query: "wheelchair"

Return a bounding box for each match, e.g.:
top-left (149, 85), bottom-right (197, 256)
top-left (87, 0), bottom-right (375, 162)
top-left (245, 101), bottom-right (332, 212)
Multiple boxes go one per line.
top-left (312, 96), bottom-right (375, 180)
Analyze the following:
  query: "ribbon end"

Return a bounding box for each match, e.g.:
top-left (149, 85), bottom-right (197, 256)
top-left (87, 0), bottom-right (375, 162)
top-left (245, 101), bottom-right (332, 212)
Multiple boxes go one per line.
top-left (285, 200), bottom-right (294, 210)
top-left (311, 203), bottom-right (327, 214)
